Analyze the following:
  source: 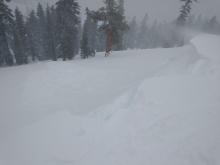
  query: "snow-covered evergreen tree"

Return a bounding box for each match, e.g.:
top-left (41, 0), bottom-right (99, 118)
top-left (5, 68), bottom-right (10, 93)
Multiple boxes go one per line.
top-left (206, 16), bottom-right (219, 34)
top-left (88, 0), bottom-right (128, 52)
top-left (13, 7), bottom-right (28, 65)
top-left (56, 0), bottom-right (80, 60)
top-left (0, 0), bottom-right (14, 66)
top-left (117, 0), bottom-right (126, 50)
top-left (147, 20), bottom-right (160, 48)
top-left (46, 5), bottom-right (57, 61)
top-left (177, 0), bottom-right (198, 25)
top-left (26, 10), bottom-right (39, 61)
top-left (137, 14), bottom-right (149, 49)
top-left (81, 8), bottom-right (97, 59)
top-left (124, 16), bottom-right (138, 49)
top-left (81, 19), bottom-right (89, 59)
top-left (36, 3), bottom-right (48, 60)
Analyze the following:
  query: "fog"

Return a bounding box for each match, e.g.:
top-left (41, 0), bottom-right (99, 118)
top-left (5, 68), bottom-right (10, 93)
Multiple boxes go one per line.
top-left (12, 0), bottom-right (220, 21)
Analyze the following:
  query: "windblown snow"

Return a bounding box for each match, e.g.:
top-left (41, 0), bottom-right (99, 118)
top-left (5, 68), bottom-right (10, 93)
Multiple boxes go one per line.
top-left (0, 34), bottom-right (220, 165)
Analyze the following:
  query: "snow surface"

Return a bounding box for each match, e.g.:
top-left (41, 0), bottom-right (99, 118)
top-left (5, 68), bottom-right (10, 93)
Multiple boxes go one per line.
top-left (0, 34), bottom-right (220, 165)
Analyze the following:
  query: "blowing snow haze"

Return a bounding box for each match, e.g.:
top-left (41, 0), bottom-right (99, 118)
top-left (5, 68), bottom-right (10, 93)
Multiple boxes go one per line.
top-left (10, 0), bottom-right (220, 21)
top-left (1, 0), bottom-right (220, 164)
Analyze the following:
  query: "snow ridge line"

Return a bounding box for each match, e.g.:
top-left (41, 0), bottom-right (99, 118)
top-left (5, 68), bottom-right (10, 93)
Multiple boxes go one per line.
top-left (91, 44), bottom-right (204, 119)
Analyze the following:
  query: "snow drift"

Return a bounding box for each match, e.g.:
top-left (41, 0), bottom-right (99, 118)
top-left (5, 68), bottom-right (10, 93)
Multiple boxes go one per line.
top-left (0, 34), bottom-right (220, 165)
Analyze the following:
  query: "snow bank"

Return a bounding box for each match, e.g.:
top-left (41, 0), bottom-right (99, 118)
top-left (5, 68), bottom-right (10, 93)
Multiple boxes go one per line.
top-left (191, 34), bottom-right (220, 62)
top-left (83, 34), bottom-right (220, 165)
top-left (190, 34), bottom-right (220, 74)
top-left (0, 34), bottom-right (220, 165)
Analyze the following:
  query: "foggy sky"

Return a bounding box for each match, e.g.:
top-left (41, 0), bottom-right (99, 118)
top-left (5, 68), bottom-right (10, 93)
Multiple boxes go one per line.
top-left (12, 0), bottom-right (220, 22)
top-left (81, 0), bottom-right (220, 22)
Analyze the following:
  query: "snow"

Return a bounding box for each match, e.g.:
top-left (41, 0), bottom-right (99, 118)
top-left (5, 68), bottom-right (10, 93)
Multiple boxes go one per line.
top-left (0, 34), bottom-right (220, 165)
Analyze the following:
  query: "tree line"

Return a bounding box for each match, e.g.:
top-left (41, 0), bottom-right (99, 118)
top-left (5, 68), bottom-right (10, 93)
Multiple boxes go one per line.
top-left (0, 0), bottom-right (129, 66)
top-left (0, 0), bottom-right (220, 67)
top-left (124, 13), bottom-right (220, 50)
top-left (0, 0), bottom-right (81, 66)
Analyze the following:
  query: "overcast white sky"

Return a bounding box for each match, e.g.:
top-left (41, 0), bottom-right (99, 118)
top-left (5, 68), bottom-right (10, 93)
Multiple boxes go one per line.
top-left (12, 0), bottom-right (220, 22)
top-left (81, 0), bottom-right (220, 22)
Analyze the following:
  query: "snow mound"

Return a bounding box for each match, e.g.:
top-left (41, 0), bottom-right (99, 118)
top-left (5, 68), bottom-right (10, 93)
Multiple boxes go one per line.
top-left (190, 34), bottom-right (220, 74)
top-left (88, 74), bottom-right (220, 165)
top-left (191, 34), bottom-right (220, 62)
top-left (0, 34), bottom-right (220, 165)
top-left (89, 34), bottom-right (220, 165)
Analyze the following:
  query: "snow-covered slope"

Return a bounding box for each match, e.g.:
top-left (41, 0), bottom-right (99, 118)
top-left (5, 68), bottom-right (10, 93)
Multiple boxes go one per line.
top-left (0, 34), bottom-right (220, 165)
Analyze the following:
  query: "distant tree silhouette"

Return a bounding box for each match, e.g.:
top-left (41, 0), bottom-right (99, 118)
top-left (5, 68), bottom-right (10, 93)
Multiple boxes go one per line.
top-left (177, 0), bottom-right (198, 25)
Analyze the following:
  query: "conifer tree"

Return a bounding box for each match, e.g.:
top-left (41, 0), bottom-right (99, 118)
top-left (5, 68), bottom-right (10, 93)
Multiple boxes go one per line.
top-left (0, 0), bottom-right (14, 66)
top-left (147, 20), bottom-right (159, 48)
top-left (36, 3), bottom-right (48, 60)
top-left (88, 0), bottom-right (128, 54)
top-left (137, 14), bottom-right (149, 49)
top-left (124, 16), bottom-right (138, 49)
top-left (50, 5), bottom-right (60, 58)
top-left (56, 0), bottom-right (80, 61)
top-left (117, 0), bottom-right (125, 50)
top-left (177, 0), bottom-right (198, 25)
top-left (81, 8), bottom-right (97, 58)
top-left (46, 5), bottom-right (57, 61)
top-left (74, 21), bottom-right (81, 56)
top-left (26, 10), bottom-right (39, 61)
top-left (80, 19), bottom-right (89, 59)
top-left (207, 16), bottom-right (218, 33)
top-left (13, 7), bottom-right (28, 64)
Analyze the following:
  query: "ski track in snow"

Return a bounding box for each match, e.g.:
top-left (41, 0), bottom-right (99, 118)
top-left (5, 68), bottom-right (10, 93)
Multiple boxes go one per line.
top-left (0, 34), bottom-right (220, 165)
